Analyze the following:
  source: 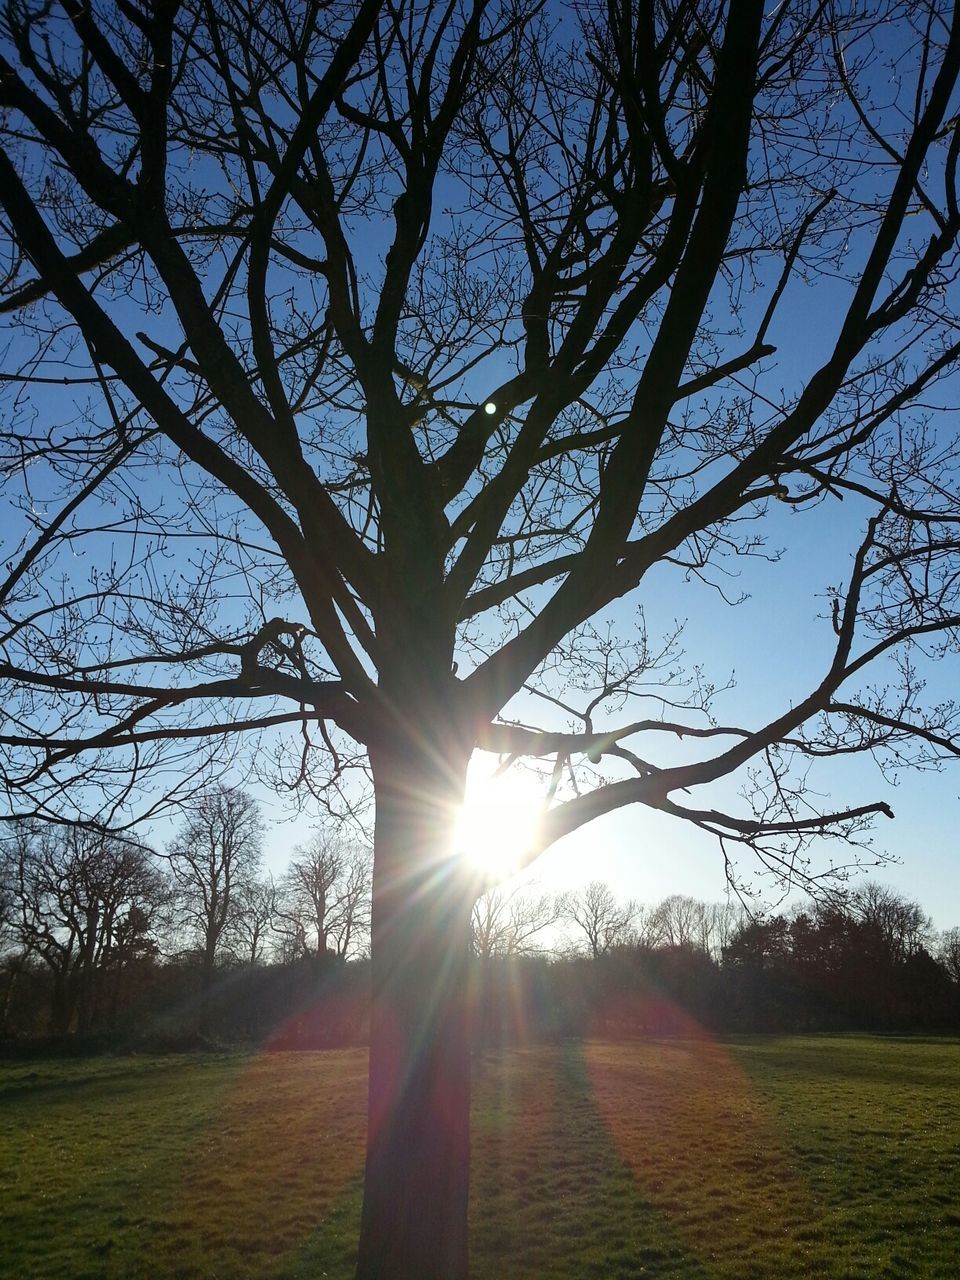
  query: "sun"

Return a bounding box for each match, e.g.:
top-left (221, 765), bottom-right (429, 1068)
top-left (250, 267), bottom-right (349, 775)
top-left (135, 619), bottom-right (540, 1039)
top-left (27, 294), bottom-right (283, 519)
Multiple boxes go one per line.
top-left (453, 764), bottom-right (546, 882)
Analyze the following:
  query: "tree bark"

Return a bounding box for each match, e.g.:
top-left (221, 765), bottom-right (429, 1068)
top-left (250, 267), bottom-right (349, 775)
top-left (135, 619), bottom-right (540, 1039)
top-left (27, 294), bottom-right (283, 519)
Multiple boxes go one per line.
top-left (201, 934), bottom-right (218, 990)
top-left (0, 956), bottom-right (23, 1034)
top-left (356, 739), bottom-right (475, 1280)
top-left (50, 966), bottom-right (76, 1035)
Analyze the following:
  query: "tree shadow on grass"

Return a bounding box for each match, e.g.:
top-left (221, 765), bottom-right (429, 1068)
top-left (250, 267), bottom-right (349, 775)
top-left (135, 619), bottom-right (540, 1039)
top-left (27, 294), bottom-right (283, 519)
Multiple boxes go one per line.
top-left (471, 1028), bottom-right (819, 1280)
top-left (0, 1049), bottom-right (368, 1280)
top-left (161, 1049), bottom-right (367, 1280)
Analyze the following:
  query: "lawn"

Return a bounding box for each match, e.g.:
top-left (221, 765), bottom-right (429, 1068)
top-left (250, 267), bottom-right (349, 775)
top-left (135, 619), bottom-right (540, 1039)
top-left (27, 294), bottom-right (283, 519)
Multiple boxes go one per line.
top-left (1, 1036), bottom-right (958, 1278)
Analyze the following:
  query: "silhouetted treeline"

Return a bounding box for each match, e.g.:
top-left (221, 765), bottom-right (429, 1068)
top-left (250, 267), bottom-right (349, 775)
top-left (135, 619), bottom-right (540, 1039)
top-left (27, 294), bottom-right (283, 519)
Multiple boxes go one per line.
top-left (0, 798), bottom-right (373, 1050)
top-left (718, 891), bottom-right (959, 1032)
top-left (2, 801), bottom-right (959, 1050)
top-left (473, 882), bottom-right (960, 1041)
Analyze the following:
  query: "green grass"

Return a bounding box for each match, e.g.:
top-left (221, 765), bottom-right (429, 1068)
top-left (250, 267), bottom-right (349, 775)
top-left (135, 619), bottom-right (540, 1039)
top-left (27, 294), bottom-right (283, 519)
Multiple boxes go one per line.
top-left (471, 1037), bottom-right (960, 1279)
top-left (0, 1051), bottom-right (367, 1279)
top-left (1, 1036), bottom-right (958, 1278)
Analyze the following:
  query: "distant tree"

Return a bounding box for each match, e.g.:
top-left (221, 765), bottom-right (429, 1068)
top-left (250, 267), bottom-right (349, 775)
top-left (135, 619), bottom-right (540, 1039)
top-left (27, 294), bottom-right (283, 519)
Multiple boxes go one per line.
top-left (0, 843), bottom-right (13, 951)
top-left (7, 822), bottom-right (164, 1033)
top-left (0, 839), bottom-right (23, 1032)
top-left (562, 881), bottom-right (637, 960)
top-left (97, 900), bottom-right (166, 1031)
top-left (649, 894), bottom-right (710, 952)
top-left (723, 914), bottom-right (792, 970)
top-left (274, 829), bottom-right (371, 962)
top-left (471, 884), bottom-right (560, 961)
top-left (722, 892), bottom-right (950, 1031)
top-left (848, 882), bottom-right (932, 963)
top-left (790, 904), bottom-right (856, 983)
top-left (642, 938), bottom-right (723, 1030)
top-left (720, 912), bottom-right (797, 1030)
top-left (939, 927), bottom-right (960, 984)
top-left (166, 788), bottom-right (263, 987)
top-left (705, 900), bottom-right (748, 961)
top-left (226, 876), bottom-right (277, 967)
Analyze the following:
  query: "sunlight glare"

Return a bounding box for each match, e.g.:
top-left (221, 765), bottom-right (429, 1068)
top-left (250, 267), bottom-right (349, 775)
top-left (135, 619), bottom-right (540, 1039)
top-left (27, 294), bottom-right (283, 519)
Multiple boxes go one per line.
top-left (453, 767), bottom-right (545, 881)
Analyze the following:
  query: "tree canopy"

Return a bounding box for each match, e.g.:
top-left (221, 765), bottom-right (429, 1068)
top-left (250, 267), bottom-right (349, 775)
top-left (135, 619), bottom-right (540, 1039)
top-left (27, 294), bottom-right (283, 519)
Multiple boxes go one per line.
top-left (0, 0), bottom-right (957, 876)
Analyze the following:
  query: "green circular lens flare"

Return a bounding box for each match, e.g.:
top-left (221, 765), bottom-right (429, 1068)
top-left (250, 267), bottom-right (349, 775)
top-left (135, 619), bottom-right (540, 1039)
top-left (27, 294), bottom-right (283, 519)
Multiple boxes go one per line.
top-left (484, 401), bottom-right (497, 415)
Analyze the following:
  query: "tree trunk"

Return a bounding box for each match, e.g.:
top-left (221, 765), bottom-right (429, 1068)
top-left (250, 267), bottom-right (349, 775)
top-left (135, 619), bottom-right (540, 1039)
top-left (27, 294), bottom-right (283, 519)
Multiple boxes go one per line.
top-left (201, 932), bottom-right (218, 990)
top-left (75, 931), bottom-right (99, 1036)
top-left (0, 955), bottom-right (23, 1034)
top-left (356, 740), bottom-right (476, 1280)
top-left (107, 956), bottom-right (126, 1030)
top-left (50, 966), bottom-right (76, 1035)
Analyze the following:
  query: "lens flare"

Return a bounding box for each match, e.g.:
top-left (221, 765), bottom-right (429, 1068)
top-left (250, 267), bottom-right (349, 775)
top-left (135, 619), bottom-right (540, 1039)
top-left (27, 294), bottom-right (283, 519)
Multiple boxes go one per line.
top-left (453, 767), bottom-right (544, 881)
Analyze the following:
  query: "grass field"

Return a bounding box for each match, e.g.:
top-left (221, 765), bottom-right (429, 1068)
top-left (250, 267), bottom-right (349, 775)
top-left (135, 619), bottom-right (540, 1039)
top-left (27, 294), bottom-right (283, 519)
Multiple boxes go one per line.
top-left (1, 1036), bottom-right (958, 1278)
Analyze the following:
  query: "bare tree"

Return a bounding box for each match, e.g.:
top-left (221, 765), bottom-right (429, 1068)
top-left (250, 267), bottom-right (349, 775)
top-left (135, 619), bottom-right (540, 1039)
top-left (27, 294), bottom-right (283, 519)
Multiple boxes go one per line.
top-left (939, 927), bottom-right (960, 983)
top-left (630, 901), bottom-right (665, 951)
top-left (274, 829), bottom-right (371, 961)
top-left (225, 876), bottom-right (277, 967)
top-left (650, 894), bottom-right (710, 952)
top-left (0, 841), bottom-right (13, 951)
top-left (848, 881), bottom-right (933, 961)
top-left (0, 836), bottom-right (23, 1032)
top-left (2, 3), bottom-right (960, 1275)
top-left (562, 881), bottom-right (638, 959)
top-left (705, 900), bottom-right (749, 962)
top-left (471, 883), bottom-right (560, 961)
top-left (166, 787), bottom-right (263, 986)
top-left (6, 822), bottom-right (164, 1033)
